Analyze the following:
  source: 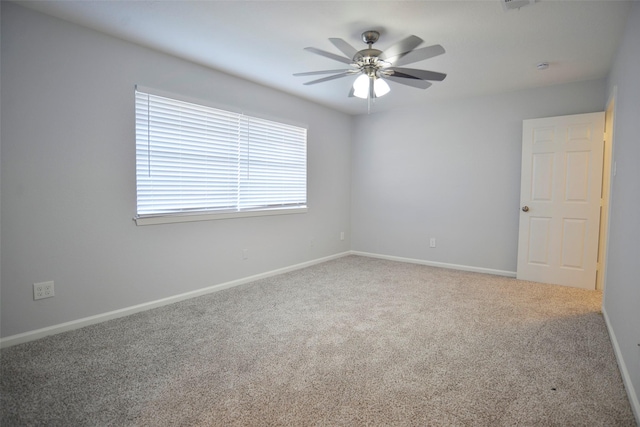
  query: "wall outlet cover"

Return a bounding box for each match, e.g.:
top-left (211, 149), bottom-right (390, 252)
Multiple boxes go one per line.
top-left (34, 281), bottom-right (55, 300)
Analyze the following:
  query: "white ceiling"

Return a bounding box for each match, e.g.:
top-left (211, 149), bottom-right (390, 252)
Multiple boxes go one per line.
top-left (15, 0), bottom-right (632, 115)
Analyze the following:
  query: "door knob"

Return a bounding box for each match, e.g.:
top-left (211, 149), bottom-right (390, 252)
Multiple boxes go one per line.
top-left (522, 206), bottom-right (529, 212)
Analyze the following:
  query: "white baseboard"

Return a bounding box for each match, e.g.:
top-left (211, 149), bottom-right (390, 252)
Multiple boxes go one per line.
top-left (0, 252), bottom-right (351, 349)
top-left (350, 251), bottom-right (517, 277)
top-left (602, 307), bottom-right (640, 424)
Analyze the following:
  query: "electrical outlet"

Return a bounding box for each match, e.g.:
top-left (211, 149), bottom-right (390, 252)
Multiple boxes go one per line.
top-left (429, 238), bottom-right (436, 248)
top-left (34, 281), bottom-right (55, 300)
top-left (340, 231), bottom-right (345, 241)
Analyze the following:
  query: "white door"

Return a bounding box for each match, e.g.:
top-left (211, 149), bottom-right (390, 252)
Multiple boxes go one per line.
top-left (516, 112), bottom-right (605, 290)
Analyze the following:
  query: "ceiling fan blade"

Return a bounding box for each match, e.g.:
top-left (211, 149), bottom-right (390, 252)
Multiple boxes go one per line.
top-left (294, 69), bottom-right (353, 76)
top-left (380, 35), bottom-right (423, 62)
top-left (304, 47), bottom-right (353, 64)
top-left (329, 38), bottom-right (358, 59)
top-left (303, 71), bottom-right (354, 85)
top-left (387, 44), bottom-right (446, 67)
top-left (385, 75), bottom-right (432, 89)
top-left (387, 67), bottom-right (447, 81)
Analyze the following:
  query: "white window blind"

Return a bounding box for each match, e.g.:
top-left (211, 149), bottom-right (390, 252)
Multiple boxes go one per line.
top-left (135, 89), bottom-right (307, 223)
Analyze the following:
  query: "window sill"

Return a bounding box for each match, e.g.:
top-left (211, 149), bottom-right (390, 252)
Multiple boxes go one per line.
top-left (134, 206), bottom-right (307, 226)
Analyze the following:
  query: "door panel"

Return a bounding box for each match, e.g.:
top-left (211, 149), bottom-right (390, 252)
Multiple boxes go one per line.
top-left (564, 151), bottom-right (590, 201)
top-left (527, 217), bottom-right (551, 265)
top-left (517, 112), bottom-right (604, 290)
top-left (561, 218), bottom-right (586, 268)
top-left (532, 153), bottom-right (554, 200)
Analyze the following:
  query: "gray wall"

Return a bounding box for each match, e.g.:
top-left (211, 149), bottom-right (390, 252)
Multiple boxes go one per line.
top-left (351, 80), bottom-right (606, 273)
top-left (0, 3), bottom-right (352, 337)
top-left (604, 1), bottom-right (640, 417)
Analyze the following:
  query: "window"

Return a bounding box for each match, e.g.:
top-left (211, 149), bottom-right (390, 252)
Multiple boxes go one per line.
top-left (134, 88), bottom-right (307, 225)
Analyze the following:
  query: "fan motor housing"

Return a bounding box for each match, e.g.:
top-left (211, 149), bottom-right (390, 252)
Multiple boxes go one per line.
top-left (353, 48), bottom-right (383, 62)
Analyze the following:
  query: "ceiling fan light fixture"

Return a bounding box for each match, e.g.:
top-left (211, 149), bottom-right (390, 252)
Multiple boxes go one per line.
top-left (353, 74), bottom-right (390, 99)
top-left (295, 30), bottom-right (447, 104)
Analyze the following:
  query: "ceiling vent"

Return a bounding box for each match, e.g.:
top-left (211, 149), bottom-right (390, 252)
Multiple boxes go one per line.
top-left (501, 0), bottom-right (535, 12)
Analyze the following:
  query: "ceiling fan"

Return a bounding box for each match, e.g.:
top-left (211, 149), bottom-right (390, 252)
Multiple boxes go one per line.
top-left (294, 30), bottom-right (447, 100)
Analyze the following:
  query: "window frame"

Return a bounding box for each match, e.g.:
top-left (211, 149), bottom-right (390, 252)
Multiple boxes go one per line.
top-left (133, 86), bottom-right (308, 226)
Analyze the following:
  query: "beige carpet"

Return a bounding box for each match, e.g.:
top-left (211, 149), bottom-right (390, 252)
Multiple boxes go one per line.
top-left (1, 255), bottom-right (636, 426)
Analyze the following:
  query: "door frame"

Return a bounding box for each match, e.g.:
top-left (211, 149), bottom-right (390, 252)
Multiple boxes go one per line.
top-left (598, 87), bottom-right (617, 293)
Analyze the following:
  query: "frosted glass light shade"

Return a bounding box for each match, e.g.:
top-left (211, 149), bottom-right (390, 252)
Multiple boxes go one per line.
top-left (374, 78), bottom-right (390, 97)
top-left (353, 74), bottom-right (370, 99)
